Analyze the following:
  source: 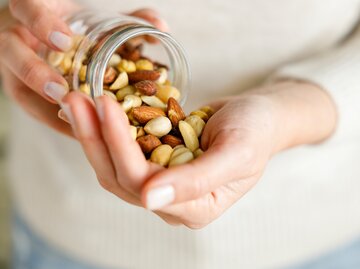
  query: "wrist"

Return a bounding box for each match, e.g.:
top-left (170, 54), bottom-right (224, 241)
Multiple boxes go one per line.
top-left (249, 80), bottom-right (337, 153)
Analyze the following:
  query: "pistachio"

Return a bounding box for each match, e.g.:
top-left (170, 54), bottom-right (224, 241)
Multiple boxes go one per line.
top-left (144, 116), bottom-right (172, 137)
top-left (179, 120), bottom-right (199, 152)
top-left (150, 145), bottom-right (173, 166)
top-left (110, 72), bottom-right (129, 90)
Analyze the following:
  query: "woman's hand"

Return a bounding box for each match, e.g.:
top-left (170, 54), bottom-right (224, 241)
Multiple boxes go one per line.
top-left (0, 0), bottom-right (77, 136)
top-left (0, 0), bottom-right (168, 137)
top-left (62, 80), bottom-right (337, 228)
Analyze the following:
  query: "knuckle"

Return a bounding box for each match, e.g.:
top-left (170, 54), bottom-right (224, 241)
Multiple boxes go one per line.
top-left (0, 32), bottom-right (11, 54)
top-left (29, 10), bottom-right (47, 34)
top-left (20, 60), bottom-right (42, 86)
top-left (9, 0), bottom-right (21, 14)
top-left (11, 86), bottom-right (30, 105)
top-left (98, 177), bottom-right (118, 193)
top-left (78, 133), bottom-right (101, 145)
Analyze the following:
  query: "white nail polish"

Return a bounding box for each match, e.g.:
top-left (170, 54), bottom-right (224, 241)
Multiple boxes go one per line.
top-left (146, 185), bottom-right (175, 210)
top-left (44, 82), bottom-right (68, 103)
top-left (60, 103), bottom-right (75, 127)
top-left (49, 31), bottom-right (73, 51)
top-left (95, 98), bottom-right (104, 122)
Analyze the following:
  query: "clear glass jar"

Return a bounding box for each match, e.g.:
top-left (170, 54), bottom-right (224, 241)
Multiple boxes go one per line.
top-left (44, 10), bottom-right (191, 106)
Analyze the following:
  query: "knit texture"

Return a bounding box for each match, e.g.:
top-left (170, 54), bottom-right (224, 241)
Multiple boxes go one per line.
top-left (6, 0), bottom-right (360, 268)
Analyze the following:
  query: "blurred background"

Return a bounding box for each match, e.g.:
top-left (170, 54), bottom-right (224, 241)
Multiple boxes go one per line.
top-left (0, 91), bottom-right (11, 269)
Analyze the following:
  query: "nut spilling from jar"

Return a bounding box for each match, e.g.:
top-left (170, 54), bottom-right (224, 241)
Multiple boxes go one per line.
top-left (47, 36), bottom-right (214, 168)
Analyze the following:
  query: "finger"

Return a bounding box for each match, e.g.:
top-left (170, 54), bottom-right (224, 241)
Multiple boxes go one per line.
top-left (0, 31), bottom-right (69, 103)
top-left (9, 0), bottom-right (73, 51)
top-left (62, 92), bottom-right (141, 205)
top-left (130, 8), bottom-right (169, 43)
top-left (1, 67), bottom-right (73, 137)
top-left (142, 132), bottom-right (256, 210)
top-left (94, 96), bottom-right (155, 193)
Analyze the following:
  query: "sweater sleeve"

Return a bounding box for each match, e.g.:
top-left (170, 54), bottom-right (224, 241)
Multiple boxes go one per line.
top-left (271, 24), bottom-right (360, 143)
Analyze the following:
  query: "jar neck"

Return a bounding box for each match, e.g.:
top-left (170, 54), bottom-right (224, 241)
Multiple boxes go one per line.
top-left (76, 21), bottom-right (190, 106)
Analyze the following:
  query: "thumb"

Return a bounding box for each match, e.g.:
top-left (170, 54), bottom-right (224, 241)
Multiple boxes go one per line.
top-left (9, 0), bottom-right (75, 51)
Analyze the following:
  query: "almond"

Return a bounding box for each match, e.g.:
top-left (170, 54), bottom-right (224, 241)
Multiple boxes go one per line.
top-left (103, 67), bottom-right (117, 84)
top-left (128, 70), bottom-right (161, 83)
top-left (136, 135), bottom-right (162, 154)
top-left (167, 97), bottom-right (186, 127)
top-left (134, 80), bottom-right (157, 96)
top-left (161, 135), bottom-right (183, 148)
top-left (132, 106), bottom-right (166, 124)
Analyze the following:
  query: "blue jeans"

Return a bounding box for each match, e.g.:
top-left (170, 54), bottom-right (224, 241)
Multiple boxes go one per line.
top-left (11, 213), bottom-right (360, 269)
top-left (11, 213), bottom-right (110, 269)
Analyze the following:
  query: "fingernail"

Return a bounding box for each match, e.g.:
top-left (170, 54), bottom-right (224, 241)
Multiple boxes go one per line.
top-left (146, 185), bottom-right (175, 210)
top-left (58, 109), bottom-right (69, 123)
top-left (95, 98), bottom-right (104, 122)
top-left (49, 31), bottom-right (73, 51)
top-left (44, 82), bottom-right (68, 103)
top-left (60, 103), bottom-right (75, 129)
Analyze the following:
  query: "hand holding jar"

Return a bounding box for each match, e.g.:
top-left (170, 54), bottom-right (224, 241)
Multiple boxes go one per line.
top-left (0, 0), bottom-right (168, 137)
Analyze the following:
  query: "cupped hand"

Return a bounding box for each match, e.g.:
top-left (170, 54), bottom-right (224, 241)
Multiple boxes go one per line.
top-left (62, 81), bottom-right (336, 228)
top-left (0, 0), bottom-right (168, 137)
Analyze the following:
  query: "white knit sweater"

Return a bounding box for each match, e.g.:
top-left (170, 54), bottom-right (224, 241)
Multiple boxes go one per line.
top-left (5, 0), bottom-right (360, 268)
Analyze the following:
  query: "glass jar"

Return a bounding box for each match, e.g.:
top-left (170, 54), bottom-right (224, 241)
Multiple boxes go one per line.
top-left (44, 10), bottom-right (191, 106)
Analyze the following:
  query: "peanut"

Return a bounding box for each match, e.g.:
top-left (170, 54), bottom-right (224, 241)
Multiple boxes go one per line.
top-left (150, 145), bottom-right (173, 166)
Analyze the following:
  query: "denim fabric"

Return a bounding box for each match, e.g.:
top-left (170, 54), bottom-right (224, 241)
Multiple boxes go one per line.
top-left (285, 239), bottom-right (360, 269)
top-left (11, 214), bottom-right (111, 269)
top-left (11, 212), bottom-right (360, 269)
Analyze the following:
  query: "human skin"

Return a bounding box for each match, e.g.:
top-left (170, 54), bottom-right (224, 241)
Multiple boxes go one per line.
top-left (62, 80), bottom-right (337, 228)
top-left (0, 0), bottom-right (168, 137)
top-left (0, 0), bottom-right (338, 229)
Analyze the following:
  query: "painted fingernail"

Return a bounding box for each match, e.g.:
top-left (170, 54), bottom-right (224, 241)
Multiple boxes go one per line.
top-left (95, 98), bottom-right (104, 122)
top-left (146, 185), bottom-right (175, 210)
top-left (58, 109), bottom-right (69, 123)
top-left (49, 31), bottom-right (73, 51)
top-left (60, 103), bottom-right (75, 128)
top-left (44, 82), bottom-right (68, 103)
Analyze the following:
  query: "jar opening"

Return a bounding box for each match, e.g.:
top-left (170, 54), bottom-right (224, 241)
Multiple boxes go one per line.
top-left (84, 25), bottom-right (191, 106)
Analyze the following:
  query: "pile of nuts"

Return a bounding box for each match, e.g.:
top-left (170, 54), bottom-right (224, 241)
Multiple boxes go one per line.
top-left (47, 36), bottom-right (214, 167)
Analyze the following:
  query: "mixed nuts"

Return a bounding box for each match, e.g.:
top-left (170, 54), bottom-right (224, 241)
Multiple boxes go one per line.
top-left (47, 36), bottom-right (214, 167)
